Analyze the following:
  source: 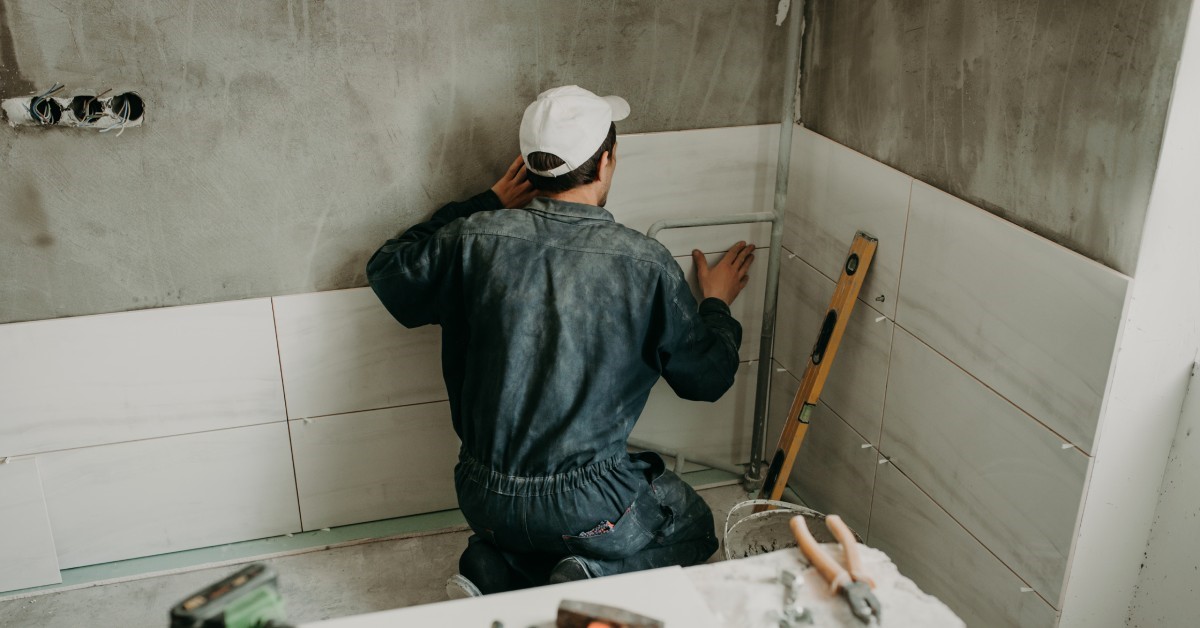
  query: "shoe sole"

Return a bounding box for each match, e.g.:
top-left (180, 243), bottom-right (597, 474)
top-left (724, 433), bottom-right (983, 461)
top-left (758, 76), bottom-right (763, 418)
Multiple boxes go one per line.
top-left (445, 574), bottom-right (483, 600)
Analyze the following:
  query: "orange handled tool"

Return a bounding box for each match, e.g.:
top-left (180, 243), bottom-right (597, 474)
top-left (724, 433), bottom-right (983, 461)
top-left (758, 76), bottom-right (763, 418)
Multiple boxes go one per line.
top-left (790, 515), bottom-right (882, 625)
top-left (757, 233), bottom-right (878, 510)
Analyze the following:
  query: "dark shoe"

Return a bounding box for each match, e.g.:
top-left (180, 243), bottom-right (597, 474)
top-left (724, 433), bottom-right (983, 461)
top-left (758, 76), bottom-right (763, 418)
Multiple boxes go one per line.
top-left (459, 536), bottom-right (516, 594)
top-left (547, 556), bottom-right (592, 585)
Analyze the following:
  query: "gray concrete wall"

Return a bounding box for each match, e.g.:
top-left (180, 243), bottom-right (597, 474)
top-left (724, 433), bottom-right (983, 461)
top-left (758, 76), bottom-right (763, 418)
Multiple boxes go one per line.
top-left (0, 0), bottom-right (785, 324)
top-left (799, 0), bottom-right (1192, 274)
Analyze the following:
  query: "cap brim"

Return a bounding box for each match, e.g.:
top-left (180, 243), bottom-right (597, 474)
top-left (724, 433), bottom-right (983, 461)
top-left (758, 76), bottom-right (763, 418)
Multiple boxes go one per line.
top-left (603, 95), bottom-right (631, 122)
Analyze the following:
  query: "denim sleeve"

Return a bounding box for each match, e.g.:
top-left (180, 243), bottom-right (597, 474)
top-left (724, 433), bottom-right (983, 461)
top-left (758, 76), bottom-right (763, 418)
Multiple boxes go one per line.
top-left (366, 190), bottom-right (502, 328)
top-left (655, 270), bottom-right (743, 403)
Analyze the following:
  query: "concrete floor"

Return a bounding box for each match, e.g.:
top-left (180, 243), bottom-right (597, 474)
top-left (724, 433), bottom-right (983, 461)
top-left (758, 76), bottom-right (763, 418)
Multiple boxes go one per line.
top-left (0, 484), bottom-right (752, 627)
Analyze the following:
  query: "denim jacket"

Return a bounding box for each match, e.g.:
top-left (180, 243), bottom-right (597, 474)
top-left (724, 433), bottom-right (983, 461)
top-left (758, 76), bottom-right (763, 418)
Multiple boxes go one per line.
top-left (367, 191), bottom-right (742, 478)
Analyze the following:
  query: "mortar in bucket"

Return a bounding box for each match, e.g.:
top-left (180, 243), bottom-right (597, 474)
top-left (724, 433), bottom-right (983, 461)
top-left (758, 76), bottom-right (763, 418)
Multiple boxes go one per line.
top-left (722, 499), bottom-right (864, 561)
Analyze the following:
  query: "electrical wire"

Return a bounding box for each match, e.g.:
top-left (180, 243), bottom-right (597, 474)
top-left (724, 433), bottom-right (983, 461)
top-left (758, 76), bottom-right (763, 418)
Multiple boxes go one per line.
top-left (99, 99), bottom-right (131, 136)
top-left (26, 83), bottom-right (65, 124)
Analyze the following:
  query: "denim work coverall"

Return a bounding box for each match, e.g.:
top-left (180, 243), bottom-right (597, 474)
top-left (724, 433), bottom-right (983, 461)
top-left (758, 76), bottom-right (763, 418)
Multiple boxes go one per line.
top-left (367, 190), bottom-right (742, 584)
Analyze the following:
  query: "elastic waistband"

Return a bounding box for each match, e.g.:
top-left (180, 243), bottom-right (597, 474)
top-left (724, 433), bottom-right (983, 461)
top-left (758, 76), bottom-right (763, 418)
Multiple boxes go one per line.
top-left (456, 451), bottom-right (628, 497)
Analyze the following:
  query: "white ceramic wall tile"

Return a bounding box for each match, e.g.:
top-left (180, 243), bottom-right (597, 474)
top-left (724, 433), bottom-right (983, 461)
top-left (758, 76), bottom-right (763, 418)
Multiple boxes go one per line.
top-left (0, 459), bottom-right (60, 592)
top-left (774, 253), bottom-right (892, 444)
top-left (632, 362), bottom-right (757, 465)
top-left (882, 329), bottom-right (1088, 603)
top-left (897, 182), bottom-right (1129, 452)
top-left (766, 366), bottom-right (878, 535)
top-left (290, 403), bottom-right (461, 531)
top-left (783, 127), bottom-right (914, 318)
top-left (0, 299), bottom-right (284, 457)
top-left (766, 361), bottom-right (797, 437)
top-left (38, 423), bottom-right (300, 569)
top-left (273, 287), bottom-right (445, 420)
top-left (607, 125), bottom-right (777, 256)
top-left (677, 252), bottom-right (767, 361)
top-left (869, 464), bottom-right (1058, 628)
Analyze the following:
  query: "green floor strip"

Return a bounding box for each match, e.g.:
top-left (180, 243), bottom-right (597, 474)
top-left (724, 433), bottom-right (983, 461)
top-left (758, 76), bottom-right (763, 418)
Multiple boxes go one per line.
top-left (1, 468), bottom-right (741, 600)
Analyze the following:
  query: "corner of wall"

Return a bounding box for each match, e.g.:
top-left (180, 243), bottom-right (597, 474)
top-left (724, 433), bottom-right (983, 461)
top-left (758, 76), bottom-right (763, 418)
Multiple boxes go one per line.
top-left (1059, 1), bottom-right (1200, 625)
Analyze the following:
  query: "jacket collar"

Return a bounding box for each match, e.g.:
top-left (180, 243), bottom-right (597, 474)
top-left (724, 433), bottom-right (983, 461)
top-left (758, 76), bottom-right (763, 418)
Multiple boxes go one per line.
top-left (526, 197), bottom-right (615, 223)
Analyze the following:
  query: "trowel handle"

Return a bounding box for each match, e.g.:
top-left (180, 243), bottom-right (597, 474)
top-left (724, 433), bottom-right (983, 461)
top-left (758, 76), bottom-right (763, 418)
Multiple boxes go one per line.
top-left (790, 516), bottom-right (850, 592)
top-left (825, 515), bottom-right (875, 588)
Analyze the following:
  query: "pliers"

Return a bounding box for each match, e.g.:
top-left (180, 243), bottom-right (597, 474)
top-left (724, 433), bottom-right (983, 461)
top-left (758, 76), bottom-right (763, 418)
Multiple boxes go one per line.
top-left (790, 515), bottom-right (883, 625)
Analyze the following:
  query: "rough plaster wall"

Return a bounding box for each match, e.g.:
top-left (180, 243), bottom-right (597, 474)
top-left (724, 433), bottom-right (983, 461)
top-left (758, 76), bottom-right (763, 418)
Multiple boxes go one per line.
top-left (799, 0), bottom-right (1190, 274)
top-left (0, 0), bottom-right (785, 324)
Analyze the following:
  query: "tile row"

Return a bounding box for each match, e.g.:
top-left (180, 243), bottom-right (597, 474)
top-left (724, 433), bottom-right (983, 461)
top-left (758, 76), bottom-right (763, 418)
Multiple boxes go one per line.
top-left (869, 464), bottom-right (1059, 628)
top-left (780, 127), bottom-right (1129, 452)
top-left (0, 278), bottom-right (764, 582)
top-left (882, 329), bottom-right (1089, 602)
top-left (776, 125), bottom-right (1129, 622)
top-left (0, 364), bottom-right (762, 582)
top-left (895, 182), bottom-right (1128, 452)
top-left (2, 227), bottom-right (773, 463)
top-left (0, 298), bottom-right (286, 457)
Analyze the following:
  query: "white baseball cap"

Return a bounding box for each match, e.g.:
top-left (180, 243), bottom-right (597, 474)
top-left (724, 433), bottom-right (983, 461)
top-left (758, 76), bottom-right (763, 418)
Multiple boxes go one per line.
top-left (519, 85), bottom-right (630, 177)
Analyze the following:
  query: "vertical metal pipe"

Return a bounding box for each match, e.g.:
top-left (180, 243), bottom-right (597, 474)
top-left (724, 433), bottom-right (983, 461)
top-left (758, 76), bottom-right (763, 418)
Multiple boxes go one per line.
top-left (744, 2), bottom-right (805, 489)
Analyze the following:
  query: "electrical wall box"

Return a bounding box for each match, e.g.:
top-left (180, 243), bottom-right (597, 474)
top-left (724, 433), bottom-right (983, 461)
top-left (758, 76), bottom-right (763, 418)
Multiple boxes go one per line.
top-left (2, 86), bottom-right (145, 133)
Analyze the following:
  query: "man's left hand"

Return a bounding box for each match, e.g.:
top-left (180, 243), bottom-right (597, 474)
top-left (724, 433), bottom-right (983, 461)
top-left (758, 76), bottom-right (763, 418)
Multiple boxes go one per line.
top-left (491, 156), bottom-right (536, 209)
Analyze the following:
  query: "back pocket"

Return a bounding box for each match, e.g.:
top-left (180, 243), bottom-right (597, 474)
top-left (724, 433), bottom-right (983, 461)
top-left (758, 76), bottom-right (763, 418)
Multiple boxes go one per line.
top-left (562, 489), bottom-right (667, 560)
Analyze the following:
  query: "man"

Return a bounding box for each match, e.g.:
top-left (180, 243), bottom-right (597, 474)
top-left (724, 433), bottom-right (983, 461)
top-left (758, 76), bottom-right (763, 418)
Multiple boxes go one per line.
top-left (367, 86), bottom-right (755, 596)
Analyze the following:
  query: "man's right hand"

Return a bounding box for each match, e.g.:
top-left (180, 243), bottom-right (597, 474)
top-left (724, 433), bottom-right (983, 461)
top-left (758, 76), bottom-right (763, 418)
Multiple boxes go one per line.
top-left (491, 156), bottom-right (537, 209)
top-left (693, 242), bottom-right (755, 306)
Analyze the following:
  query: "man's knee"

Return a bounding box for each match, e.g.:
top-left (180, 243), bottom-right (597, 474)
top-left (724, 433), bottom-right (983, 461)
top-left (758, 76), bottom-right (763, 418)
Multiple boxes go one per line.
top-left (652, 472), bottom-right (715, 540)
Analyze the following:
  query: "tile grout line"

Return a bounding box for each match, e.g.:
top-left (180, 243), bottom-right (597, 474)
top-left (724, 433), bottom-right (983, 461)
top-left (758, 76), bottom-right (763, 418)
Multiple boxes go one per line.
top-left (889, 178), bottom-right (915, 338)
top-left (812, 390), bottom-right (875, 450)
top-left (781, 244), bottom-right (890, 320)
top-left (868, 206), bottom-right (908, 537)
top-left (4, 395), bottom-right (461, 461)
top-left (866, 321), bottom-right (897, 545)
top-left (822, 173), bottom-right (1061, 606)
top-left (885, 462), bottom-right (1058, 610)
top-left (297, 397), bottom-right (452, 422)
top-left (5, 419), bottom-right (287, 461)
top-left (878, 178), bottom-right (911, 450)
top-left (270, 297), bottom-right (306, 532)
top-left (768, 360), bottom-right (883, 523)
top-left (892, 325), bottom-right (1089, 455)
